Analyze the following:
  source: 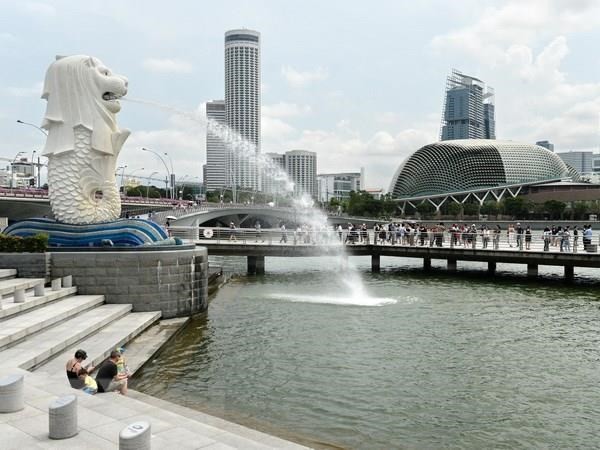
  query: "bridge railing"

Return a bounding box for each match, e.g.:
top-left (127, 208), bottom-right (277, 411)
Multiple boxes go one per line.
top-left (167, 226), bottom-right (599, 254)
top-left (0, 187), bottom-right (49, 199)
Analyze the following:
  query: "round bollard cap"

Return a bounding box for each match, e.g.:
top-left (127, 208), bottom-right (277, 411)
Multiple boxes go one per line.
top-left (120, 421), bottom-right (151, 440)
top-left (49, 394), bottom-right (77, 410)
top-left (0, 373), bottom-right (23, 387)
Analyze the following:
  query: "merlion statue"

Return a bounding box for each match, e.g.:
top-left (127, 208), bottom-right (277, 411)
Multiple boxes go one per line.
top-left (41, 55), bottom-right (130, 224)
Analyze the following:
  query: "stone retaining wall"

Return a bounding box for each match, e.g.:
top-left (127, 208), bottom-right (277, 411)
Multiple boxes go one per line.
top-left (0, 253), bottom-right (51, 279)
top-left (50, 247), bottom-right (208, 318)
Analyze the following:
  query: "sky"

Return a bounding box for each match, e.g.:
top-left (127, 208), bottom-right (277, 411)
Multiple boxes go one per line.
top-left (1, 0), bottom-right (599, 190)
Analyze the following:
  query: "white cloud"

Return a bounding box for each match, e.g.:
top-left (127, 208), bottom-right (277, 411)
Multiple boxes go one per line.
top-left (142, 58), bottom-right (193, 74)
top-left (262, 102), bottom-right (311, 118)
top-left (0, 33), bottom-right (16, 42)
top-left (281, 65), bottom-right (328, 88)
top-left (261, 117), bottom-right (296, 145)
top-left (2, 81), bottom-right (43, 97)
top-left (17, 1), bottom-right (56, 16)
top-left (431, 0), bottom-right (600, 65)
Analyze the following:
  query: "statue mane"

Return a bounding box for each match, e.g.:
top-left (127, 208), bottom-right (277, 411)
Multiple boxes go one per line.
top-left (41, 55), bottom-right (124, 156)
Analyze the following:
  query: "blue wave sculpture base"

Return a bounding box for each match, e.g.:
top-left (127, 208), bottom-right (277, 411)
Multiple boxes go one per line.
top-left (3, 218), bottom-right (181, 247)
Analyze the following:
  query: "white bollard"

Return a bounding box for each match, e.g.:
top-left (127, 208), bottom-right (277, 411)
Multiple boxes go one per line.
top-left (51, 278), bottom-right (62, 291)
top-left (34, 282), bottom-right (45, 297)
top-left (62, 275), bottom-right (73, 288)
top-left (0, 374), bottom-right (24, 413)
top-left (119, 421), bottom-right (151, 450)
top-left (13, 288), bottom-right (25, 303)
top-left (49, 394), bottom-right (78, 439)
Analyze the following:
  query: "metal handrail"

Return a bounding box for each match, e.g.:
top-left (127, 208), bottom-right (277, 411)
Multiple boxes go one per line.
top-left (166, 226), bottom-right (599, 254)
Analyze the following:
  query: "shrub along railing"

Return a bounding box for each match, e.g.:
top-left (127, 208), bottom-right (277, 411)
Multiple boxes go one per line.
top-left (0, 234), bottom-right (48, 253)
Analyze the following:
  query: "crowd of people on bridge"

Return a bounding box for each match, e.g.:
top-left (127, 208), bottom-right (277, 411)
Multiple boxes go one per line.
top-left (265, 221), bottom-right (596, 253)
top-left (346, 222), bottom-right (596, 253)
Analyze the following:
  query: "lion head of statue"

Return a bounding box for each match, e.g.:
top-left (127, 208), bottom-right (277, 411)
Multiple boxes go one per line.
top-left (41, 55), bottom-right (129, 156)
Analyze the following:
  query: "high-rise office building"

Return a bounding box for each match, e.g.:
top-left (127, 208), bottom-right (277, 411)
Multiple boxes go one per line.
top-left (556, 151), bottom-right (594, 175)
top-left (205, 100), bottom-right (226, 191)
top-left (262, 152), bottom-right (286, 194)
top-left (317, 171), bottom-right (364, 202)
top-left (225, 29), bottom-right (261, 191)
top-left (263, 150), bottom-right (317, 198)
top-left (536, 140), bottom-right (555, 152)
top-left (285, 150), bottom-right (317, 198)
top-left (440, 69), bottom-right (495, 140)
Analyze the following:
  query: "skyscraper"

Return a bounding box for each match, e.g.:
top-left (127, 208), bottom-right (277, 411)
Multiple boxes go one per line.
top-left (225, 29), bottom-right (261, 191)
top-left (440, 69), bottom-right (495, 141)
top-left (285, 150), bottom-right (317, 198)
top-left (205, 100), bottom-right (226, 191)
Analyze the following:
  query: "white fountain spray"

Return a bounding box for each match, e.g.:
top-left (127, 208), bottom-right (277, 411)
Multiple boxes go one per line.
top-left (125, 98), bottom-right (396, 306)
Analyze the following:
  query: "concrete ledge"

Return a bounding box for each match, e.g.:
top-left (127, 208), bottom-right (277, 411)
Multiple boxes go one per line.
top-left (0, 253), bottom-right (50, 280)
top-left (50, 248), bottom-right (208, 319)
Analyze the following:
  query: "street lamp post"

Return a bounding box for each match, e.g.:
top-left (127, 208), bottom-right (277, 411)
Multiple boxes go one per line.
top-left (147, 171), bottom-right (159, 199)
top-left (164, 152), bottom-right (175, 200)
top-left (16, 120), bottom-right (48, 137)
top-left (17, 120), bottom-right (47, 188)
top-left (117, 165), bottom-right (127, 194)
top-left (141, 147), bottom-right (171, 199)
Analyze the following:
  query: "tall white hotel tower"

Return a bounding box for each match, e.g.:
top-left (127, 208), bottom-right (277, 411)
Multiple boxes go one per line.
top-left (225, 29), bottom-right (261, 191)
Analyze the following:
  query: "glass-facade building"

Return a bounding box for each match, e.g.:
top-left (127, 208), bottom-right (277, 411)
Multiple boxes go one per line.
top-left (440, 70), bottom-right (495, 141)
top-left (205, 100), bottom-right (226, 191)
top-left (389, 140), bottom-right (575, 198)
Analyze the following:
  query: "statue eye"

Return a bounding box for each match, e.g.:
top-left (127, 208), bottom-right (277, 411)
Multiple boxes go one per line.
top-left (100, 68), bottom-right (111, 76)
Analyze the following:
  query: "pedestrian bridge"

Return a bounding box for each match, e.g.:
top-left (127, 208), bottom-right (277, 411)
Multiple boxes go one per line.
top-left (168, 226), bottom-right (600, 280)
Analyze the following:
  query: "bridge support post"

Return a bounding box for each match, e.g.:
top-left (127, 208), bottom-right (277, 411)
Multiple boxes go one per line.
top-left (256, 255), bottom-right (265, 275)
top-left (371, 254), bottom-right (380, 272)
top-left (488, 261), bottom-right (496, 275)
top-left (423, 258), bottom-right (431, 270)
top-left (447, 259), bottom-right (457, 272)
top-left (564, 265), bottom-right (574, 281)
top-left (527, 263), bottom-right (538, 278)
top-left (247, 256), bottom-right (265, 275)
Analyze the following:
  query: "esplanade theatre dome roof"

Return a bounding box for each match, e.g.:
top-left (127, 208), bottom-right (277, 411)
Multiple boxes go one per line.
top-left (389, 139), bottom-right (576, 198)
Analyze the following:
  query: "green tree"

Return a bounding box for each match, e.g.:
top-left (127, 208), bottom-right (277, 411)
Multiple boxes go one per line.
top-left (573, 201), bottom-right (590, 220)
top-left (416, 202), bottom-right (435, 219)
top-left (347, 191), bottom-right (383, 217)
top-left (446, 202), bottom-right (462, 217)
top-left (463, 202), bottom-right (479, 217)
top-left (502, 197), bottom-right (532, 219)
top-left (543, 200), bottom-right (566, 220)
top-left (480, 201), bottom-right (500, 216)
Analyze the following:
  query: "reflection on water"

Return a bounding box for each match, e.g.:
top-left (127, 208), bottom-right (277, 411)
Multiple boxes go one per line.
top-left (132, 256), bottom-right (600, 449)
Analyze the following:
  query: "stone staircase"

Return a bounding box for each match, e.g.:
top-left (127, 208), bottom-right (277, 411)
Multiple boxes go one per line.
top-left (0, 268), bottom-right (160, 373)
top-left (0, 268), bottom-right (312, 449)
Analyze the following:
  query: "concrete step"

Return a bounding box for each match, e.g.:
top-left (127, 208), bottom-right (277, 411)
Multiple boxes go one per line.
top-left (123, 317), bottom-right (189, 376)
top-left (0, 286), bottom-right (78, 321)
top-left (37, 311), bottom-right (162, 375)
top-left (0, 268), bottom-right (17, 280)
top-left (0, 303), bottom-right (132, 370)
top-left (0, 294), bottom-right (105, 350)
top-left (0, 277), bottom-right (45, 297)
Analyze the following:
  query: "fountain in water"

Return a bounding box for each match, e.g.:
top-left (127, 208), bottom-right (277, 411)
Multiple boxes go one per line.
top-left (125, 97), bottom-right (396, 306)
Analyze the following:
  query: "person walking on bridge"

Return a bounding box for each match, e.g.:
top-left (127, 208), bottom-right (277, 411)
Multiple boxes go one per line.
top-left (280, 223), bottom-right (288, 244)
top-left (229, 222), bottom-right (237, 241)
